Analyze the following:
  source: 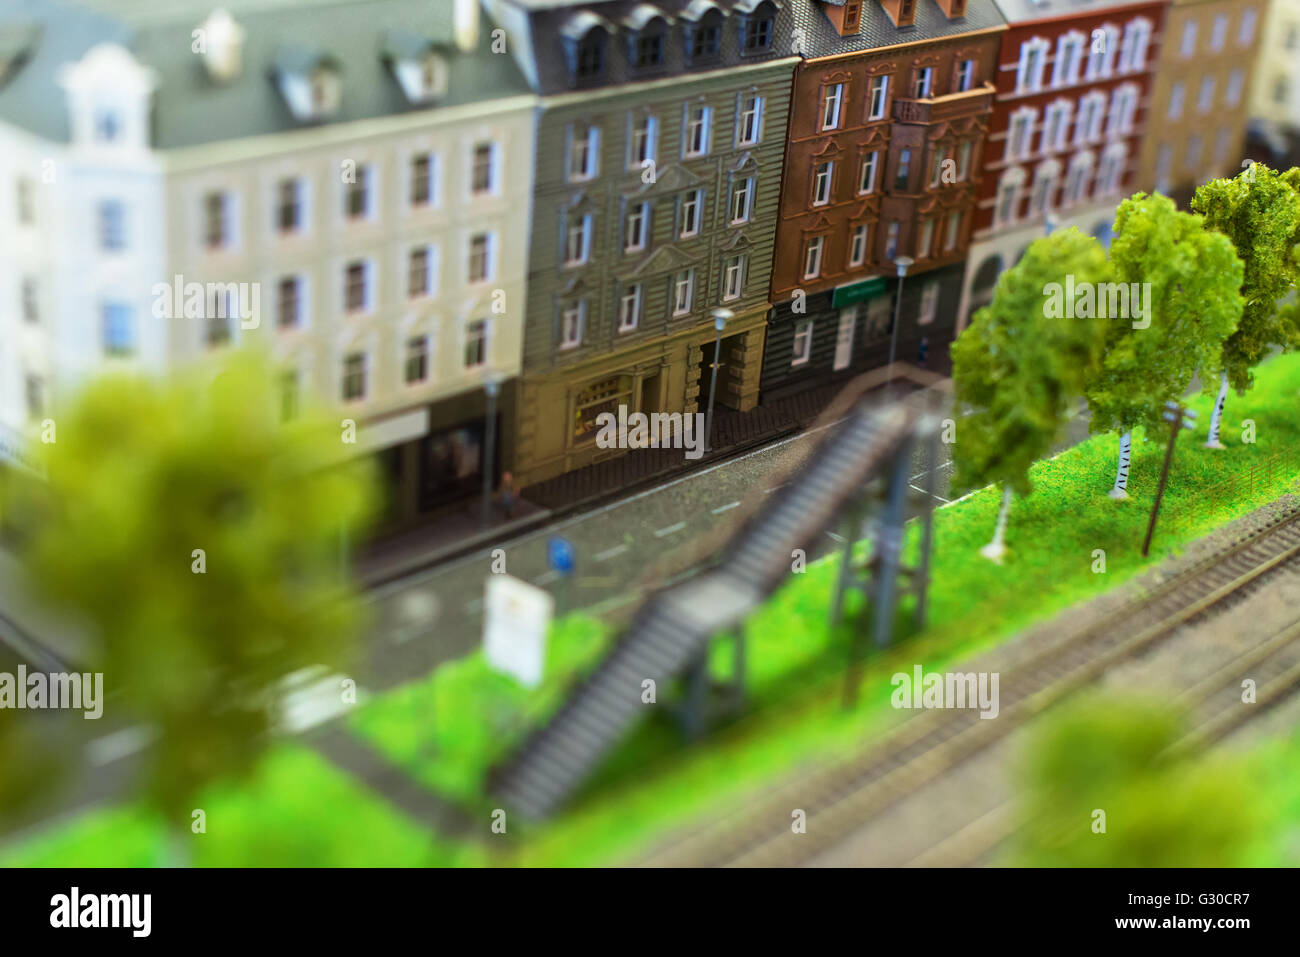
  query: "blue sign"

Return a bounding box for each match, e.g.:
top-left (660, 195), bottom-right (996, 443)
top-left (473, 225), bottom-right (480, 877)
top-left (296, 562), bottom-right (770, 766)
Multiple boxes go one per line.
top-left (547, 537), bottom-right (575, 576)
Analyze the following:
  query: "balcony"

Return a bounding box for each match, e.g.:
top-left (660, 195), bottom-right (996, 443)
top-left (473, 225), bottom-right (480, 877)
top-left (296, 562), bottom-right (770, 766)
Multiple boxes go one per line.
top-left (892, 82), bottom-right (995, 125)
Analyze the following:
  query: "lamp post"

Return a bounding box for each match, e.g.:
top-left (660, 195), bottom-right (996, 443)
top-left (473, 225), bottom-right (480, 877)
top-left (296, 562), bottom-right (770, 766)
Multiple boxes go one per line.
top-left (705, 308), bottom-right (733, 452)
top-left (887, 256), bottom-right (914, 385)
top-left (480, 371), bottom-right (502, 527)
top-left (1044, 211), bottom-right (1058, 237)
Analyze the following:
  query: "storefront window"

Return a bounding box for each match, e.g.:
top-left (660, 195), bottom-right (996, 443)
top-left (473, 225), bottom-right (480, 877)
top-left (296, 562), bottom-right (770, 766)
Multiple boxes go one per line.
top-left (573, 375), bottom-right (632, 443)
top-left (418, 423), bottom-right (485, 512)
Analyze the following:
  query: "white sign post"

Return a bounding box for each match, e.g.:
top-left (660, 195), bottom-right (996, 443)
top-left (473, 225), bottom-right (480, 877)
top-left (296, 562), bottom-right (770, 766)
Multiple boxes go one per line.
top-left (483, 574), bottom-right (553, 688)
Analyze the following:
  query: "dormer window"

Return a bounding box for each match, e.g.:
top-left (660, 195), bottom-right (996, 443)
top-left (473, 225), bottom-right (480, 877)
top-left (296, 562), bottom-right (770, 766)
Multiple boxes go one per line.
top-left (683, 3), bottom-right (724, 62)
top-left (58, 44), bottom-right (159, 150)
top-left (740, 1), bottom-right (777, 53)
top-left (273, 47), bottom-right (341, 121)
top-left (626, 9), bottom-right (669, 71)
top-left (562, 13), bottom-right (611, 82)
top-left (382, 31), bottom-right (449, 104)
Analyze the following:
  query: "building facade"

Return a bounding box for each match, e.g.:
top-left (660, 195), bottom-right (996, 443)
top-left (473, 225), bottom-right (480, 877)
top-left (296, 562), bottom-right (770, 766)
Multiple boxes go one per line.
top-left (956, 0), bottom-right (1166, 332)
top-left (1137, 0), bottom-right (1265, 206)
top-left (0, 0), bottom-right (536, 530)
top-left (761, 0), bottom-right (1006, 402)
top-left (488, 0), bottom-right (799, 487)
top-left (1251, 0), bottom-right (1298, 134)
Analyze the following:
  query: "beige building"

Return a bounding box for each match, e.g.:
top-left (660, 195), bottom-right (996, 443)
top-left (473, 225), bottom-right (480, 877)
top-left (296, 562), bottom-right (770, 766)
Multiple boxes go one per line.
top-left (1251, 0), bottom-right (1300, 135)
top-left (1137, 0), bottom-right (1266, 204)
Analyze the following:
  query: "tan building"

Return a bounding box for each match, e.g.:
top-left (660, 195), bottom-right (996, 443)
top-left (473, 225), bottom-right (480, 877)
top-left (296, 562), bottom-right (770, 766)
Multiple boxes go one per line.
top-left (1137, 0), bottom-right (1266, 205)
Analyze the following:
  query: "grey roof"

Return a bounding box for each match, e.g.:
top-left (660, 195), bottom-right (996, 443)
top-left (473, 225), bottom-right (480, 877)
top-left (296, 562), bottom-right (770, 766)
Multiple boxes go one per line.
top-left (786, 0), bottom-right (1007, 59)
top-left (990, 0), bottom-right (1156, 25)
top-left (0, 0), bottom-right (534, 150)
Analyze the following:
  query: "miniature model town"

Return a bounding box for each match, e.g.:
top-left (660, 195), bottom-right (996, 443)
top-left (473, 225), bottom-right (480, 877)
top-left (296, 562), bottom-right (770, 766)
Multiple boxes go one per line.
top-left (1, 0), bottom-right (1300, 869)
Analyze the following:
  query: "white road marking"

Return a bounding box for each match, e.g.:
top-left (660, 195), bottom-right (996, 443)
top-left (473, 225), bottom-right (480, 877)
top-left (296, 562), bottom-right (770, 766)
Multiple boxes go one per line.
top-left (826, 531), bottom-right (846, 543)
top-left (764, 484), bottom-right (786, 494)
top-left (655, 521), bottom-right (688, 538)
top-left (911, 482), bottom-right (951, 503)
top-left (595, 543), bottom-right (631, 562)
top-left (711, 501), bottom-right (740, 514)
top-left (534, 570), bottom-right (562, 586)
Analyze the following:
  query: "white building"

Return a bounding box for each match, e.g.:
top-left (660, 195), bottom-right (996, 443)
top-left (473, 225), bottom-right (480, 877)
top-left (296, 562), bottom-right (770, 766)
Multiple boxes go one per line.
top-left (0, 0), bottom-right (536, 528)
top-left (1250, 0), bottom-right (1300, 135)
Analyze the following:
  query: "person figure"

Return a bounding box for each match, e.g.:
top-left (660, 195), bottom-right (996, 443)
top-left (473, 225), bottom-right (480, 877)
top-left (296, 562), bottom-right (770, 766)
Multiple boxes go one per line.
top-left (499, 471), bottom-right (516, 519)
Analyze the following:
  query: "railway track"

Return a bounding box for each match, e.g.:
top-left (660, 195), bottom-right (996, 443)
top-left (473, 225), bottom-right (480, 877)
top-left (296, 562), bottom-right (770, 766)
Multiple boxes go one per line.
top-left (635, 502), bottom-right (1300, 867)
top-left (917, 614), bottom-right (1300, 867)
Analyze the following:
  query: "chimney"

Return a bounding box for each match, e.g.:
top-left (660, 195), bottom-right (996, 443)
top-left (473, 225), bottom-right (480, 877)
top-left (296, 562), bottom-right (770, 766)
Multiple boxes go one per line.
top-left (879, 0), bottom-right (917, 28)
top-left (454, 0), bottom-right (480, 52)
top-left (819, 0), bottom-right (865, 35)
top-left (934, 0), bottom-right (967, 18)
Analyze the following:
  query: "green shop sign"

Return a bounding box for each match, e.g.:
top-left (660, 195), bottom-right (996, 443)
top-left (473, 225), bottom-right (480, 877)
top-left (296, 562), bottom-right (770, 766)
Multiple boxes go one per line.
top-left (831, 276), bottom-right (888, 309)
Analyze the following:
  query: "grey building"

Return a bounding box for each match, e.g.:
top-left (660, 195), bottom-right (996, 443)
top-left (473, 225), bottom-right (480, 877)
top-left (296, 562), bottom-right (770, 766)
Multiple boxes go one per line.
top-left (485, 0), bottom-right (798, 487)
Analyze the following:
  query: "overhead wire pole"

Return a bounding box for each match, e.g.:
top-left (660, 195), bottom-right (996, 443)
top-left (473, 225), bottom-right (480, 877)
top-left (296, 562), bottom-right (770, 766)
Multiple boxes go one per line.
top-left (1143, 400), bottom-right (1197, 557)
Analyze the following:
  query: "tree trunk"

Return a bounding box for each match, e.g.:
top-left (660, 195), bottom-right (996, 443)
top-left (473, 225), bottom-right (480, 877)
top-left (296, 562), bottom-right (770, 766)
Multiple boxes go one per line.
top-left (1205, 370), bottom-right (1229, 449)
top-left (1109, 431), bottom-right (1132, 500)
top-left (980, 485), bottom-right (1012, 562)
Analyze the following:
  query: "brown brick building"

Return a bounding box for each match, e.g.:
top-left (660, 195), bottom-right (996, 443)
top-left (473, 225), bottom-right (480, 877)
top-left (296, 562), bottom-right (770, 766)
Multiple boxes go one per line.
top-left (761, 0), bottom-right (1006, 401)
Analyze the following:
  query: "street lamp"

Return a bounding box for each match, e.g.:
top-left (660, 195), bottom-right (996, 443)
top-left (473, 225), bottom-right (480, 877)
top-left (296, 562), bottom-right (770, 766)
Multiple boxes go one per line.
top-left (1044, 211), bottom-right (1058, 237)
top-left (887, 255), bottom-right (914, 384)
top-left (480, 371), bottom-right (502, 527)
top-left (705, 308), bottom-right (733, 452)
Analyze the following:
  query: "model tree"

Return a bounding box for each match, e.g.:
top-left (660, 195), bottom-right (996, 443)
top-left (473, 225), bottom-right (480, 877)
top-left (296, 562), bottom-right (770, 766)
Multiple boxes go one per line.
top-left (952, 228), bottom-right (1111, 561)
top-left (1085, 194), bottom-right (1243, 499)
top-left (1190, 164), bottom-right (1300, 448)
top-left (0, 351), bottom-right (377, 862)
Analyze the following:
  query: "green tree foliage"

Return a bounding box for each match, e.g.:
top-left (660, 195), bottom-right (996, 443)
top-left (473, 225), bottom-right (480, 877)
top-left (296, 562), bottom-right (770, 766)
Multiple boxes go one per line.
top-left (1191, 164), bottom-right (1300, 394)
top-left (1085, 193), bottom-right (1244, 440)
top-left (0, 350), bottom-right (378, 831)
top-left (952, 228), bottom-right (1112, 498)
top-left (1016, 695), bottom-right (1263, 866)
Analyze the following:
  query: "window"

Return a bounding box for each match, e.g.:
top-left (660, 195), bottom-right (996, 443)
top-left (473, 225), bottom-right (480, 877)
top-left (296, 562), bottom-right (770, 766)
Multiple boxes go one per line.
top-left (791, 320), bottom-right (813, 366)
top-left (1120, 19), bottom-right (1152, 71)
top-left (1226, 70), bottom-right (1244, 107)
top-left (345, 260), bottom-right (369, 312)
top-left (99, 199), bottom-right (126, 251)
top-left (849, 224), bottom-right (870, 267)
top-left (94, 109), bottom-right (121, 143)
top-left (917, 217), bottom-right (935, 258)
top-left (859, 151), bottom-right (880, 194)
top-left (912, 67), bottom-right (933, 99)
top-left (1064, 153), bottom-right (1094, 205)
top-left (277, 276), bottom-right (303, 329)
top-left (204, 191), bottom-right (231, 249)
top-left (560, 301), bottom-right (585, 349)
top-left (1088, 25), bottom-right (1120, 79)
top-left (16, 178), bottom-right (34, 226)
top-left (408, 245), bottom-right (435, 298)
top-left (895, 149), bottom-right (911, 190)
top-left (867, 76), bottom-right (889, 120)
top-left (1209, 14), bottom-right (1227, 51)
top-left (884, 221), bottom-right (900, 260)
top-left (1054, 33), bottom-right (1084, 86)
top-left (956, 59), bottom-right (976, 93)
top-left (280, 370), bottom-right (300, 422)
top-left (819, 83), bottom-right (844, 131)
top-left (635, 26), bottom-right (665, 69)
top-left (464, 319), bottom-right (488, 368)
top-left (679, 190), bottom-right (704, 238)
top-left (26, 374), bottom-right (43, 420)
top-left (619, 284), bottom-right (643, 331)
top-left (342, 352), bottom-right (367, 401)
top-left (1042, 101), bottom-right (1071, 153)
top-left (1194, 76), bottom-right (1218, 115)
top-left (1168, 82), bottom-right (1185, 120)
top-left (21, 277), bottom-right (38, 323)
top-left (956, 140), bottom-right (973, 181)
top-left (943, 210), bottom-right (962, 251)
top-left (1239, 9), bottom-right (1257, 46)
top-left (1185, 135), bottom-right (1203, 170)
top-left (813, 161), bottom-right (833, 206)
top-left (469, 233), bottom-right (493, 283)
top-left (1028, 162), bottom-right (1059, 215)
top-left (1016, 39), bottom-right (1048, 93)
top-left (205, 294), bottom-right (233, 348)
top-left (730, 177), bottom-right (754, 224)
top-left (1096, 145), bottom-right (1125, 194)
top-left (918, 282), bottom-right (938, 326)
top-left (1155, 143), bottom-right (1172, 192)
top-left (685, 105), bottom-right (711, 156)
top-left (102, 302), bottom-right (134, 356)
top-left (1109, 85), bottom-right (1138, 134)
top-left (576, 30), bottom-right (605, 78)
top-left (803, 236), bottom-right (825, 279)
top-left (1180, 20), bottom-right (1198, 58)
top-left (1274, 76), bottom-right (1290, 105)
top-left (995, 172), bottom-right (1022, 225)
top-left (742, 8), bottom-right (775, 52)
top-left (1008, 109), bottom-right (1035, 159)
top-left (625, 202), bottom-right (649, 251)
top-left (346, 166), bottom-right (371, 220)
top-left (738, 94), bottom-right (763, 145)
top-left (930, 145), bottom-right (951, 187)
top-left (565, 213), bottom-right (593, 265)
top-left (630, 115), bottom-right (657, 169)
top-left (278, 177), bottom-right (304, 232)
top-left (690, 18), bottom-right (722, 60)
top-left (671, 269), bottom-right (695, 316)
top-left (472, 142), bottom-right (496, 195)
top-left (1076, 93), bottom-right (1105, 142)
top-left (569, 125), bottom-right (600, 182)
top-left (723, 254), bottom-right (747, 301)
top-left (410, 153), bottom-right (436, 208)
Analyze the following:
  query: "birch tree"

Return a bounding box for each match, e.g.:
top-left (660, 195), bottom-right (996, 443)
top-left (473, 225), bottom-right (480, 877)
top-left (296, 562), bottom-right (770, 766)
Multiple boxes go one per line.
top-left (1085, 194), bottom-right (1243, 498)
top-left (952, 228), bottom-right (1111, 561)
top-left (1190, 164), bottom-right (1300, 447)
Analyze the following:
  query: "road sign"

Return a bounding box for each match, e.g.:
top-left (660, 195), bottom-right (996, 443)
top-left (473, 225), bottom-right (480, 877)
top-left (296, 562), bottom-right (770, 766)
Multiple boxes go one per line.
top-left (547, 537), bottom-right (575, 576)
top-left (483, 574), bottom-right (553, 688)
